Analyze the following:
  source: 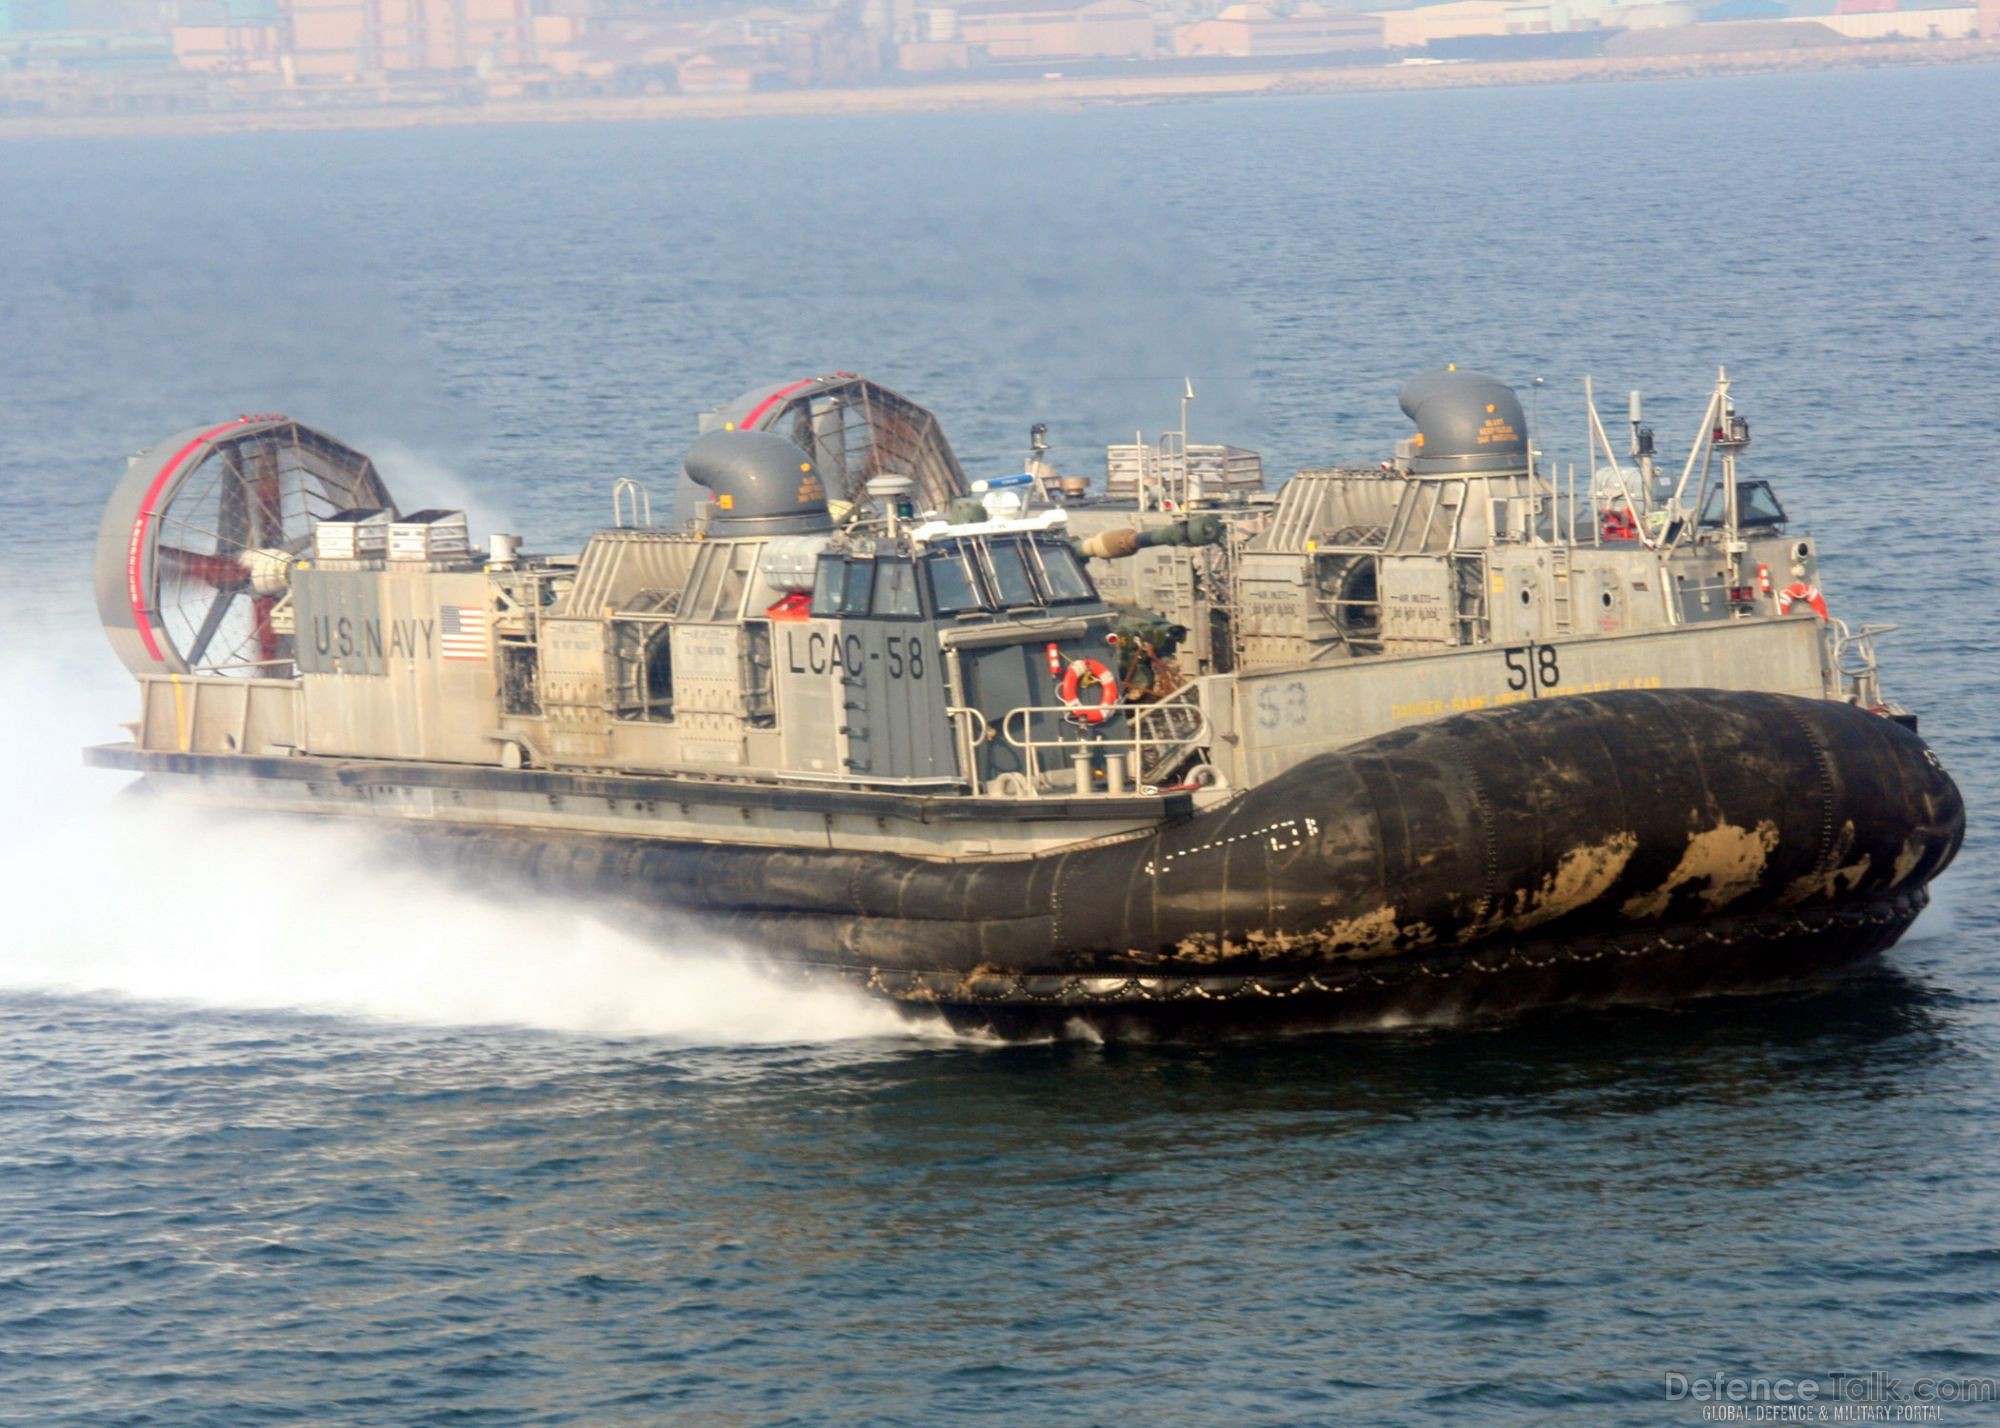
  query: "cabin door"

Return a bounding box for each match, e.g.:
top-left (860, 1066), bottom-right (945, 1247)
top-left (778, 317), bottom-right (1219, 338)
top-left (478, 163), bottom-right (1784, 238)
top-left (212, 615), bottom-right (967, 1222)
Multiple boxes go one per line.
top-left (839, 620), bottom-right (955, 782)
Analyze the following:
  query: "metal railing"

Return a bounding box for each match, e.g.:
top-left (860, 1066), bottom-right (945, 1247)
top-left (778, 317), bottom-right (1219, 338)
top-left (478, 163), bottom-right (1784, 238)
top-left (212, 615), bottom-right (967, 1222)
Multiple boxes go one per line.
top-left (980, 690), bottom-right (1211, 797)
top-left (1827, 618), bottom-right (1896, 708)
top-left (612, 476), bottom-right (653, 528)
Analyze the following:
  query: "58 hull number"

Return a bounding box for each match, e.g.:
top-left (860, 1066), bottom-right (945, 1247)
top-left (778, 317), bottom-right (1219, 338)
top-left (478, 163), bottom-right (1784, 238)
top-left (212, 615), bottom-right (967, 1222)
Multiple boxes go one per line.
top-left (1503, 642), bottom-right (1561, 694)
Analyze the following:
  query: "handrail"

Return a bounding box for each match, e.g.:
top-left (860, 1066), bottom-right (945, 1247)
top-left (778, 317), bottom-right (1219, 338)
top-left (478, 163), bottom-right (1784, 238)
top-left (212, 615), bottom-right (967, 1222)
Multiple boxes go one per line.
top-left (946, 705), bottom-right (992, 746)
top-left (943, 705), bottom-right (990, 797)
top-left (1825, 619), bottom-right (1897, 705)
top-left (612, 477), bottom-right (653, 529)
top-left (991, 696), bottom-right (1212, 795)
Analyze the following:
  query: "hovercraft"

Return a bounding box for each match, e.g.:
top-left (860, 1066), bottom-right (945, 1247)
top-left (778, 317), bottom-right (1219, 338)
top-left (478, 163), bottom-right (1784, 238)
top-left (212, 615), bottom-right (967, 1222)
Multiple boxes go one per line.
top-left (84, 370), bottom-right (1964, 1034)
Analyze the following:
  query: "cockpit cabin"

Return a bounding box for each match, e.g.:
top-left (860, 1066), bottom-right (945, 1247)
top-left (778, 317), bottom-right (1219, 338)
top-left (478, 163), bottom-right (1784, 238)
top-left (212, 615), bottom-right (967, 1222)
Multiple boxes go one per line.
top-left (466, 429), bottom-right (1148, 798)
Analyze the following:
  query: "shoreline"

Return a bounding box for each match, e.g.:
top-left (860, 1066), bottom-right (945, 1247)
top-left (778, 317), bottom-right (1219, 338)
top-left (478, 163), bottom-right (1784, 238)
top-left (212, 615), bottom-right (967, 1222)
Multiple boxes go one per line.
top-left (1, 36), bottom-right (1995, 140)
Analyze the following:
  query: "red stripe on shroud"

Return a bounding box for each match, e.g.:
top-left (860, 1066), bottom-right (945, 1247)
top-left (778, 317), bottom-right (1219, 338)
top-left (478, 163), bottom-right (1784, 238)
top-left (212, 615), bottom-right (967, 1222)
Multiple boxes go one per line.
top-left (735, 377), bottom-right (822, 434)
top-left (125, 417), bottom-right (263, 663)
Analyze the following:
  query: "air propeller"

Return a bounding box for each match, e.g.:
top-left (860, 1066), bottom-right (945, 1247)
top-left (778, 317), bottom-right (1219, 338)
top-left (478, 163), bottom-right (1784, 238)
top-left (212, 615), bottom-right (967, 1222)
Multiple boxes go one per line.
top-left (94, 417), bottom-right (393, 678)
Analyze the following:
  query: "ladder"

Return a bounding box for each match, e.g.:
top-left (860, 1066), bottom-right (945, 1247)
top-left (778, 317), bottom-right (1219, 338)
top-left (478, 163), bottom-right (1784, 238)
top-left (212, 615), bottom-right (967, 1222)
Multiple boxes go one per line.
top-left (1550, 545), bottom-right (1574, 636)
top-left (1453, 555), bottom-right (1490, 647)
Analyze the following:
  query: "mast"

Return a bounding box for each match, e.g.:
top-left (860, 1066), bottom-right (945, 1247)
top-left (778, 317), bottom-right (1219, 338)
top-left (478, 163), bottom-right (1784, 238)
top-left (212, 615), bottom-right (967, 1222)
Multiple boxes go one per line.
top-left (1711, 365), bottom-right (1752, 608)
top-left (1179, 378), bottom-right (1197, 506)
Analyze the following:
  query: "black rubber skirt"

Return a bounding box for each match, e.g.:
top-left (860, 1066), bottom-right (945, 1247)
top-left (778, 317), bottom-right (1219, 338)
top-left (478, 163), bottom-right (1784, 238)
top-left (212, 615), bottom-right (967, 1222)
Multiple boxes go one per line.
top-left (391, 689), bottom-right (1964, 1034)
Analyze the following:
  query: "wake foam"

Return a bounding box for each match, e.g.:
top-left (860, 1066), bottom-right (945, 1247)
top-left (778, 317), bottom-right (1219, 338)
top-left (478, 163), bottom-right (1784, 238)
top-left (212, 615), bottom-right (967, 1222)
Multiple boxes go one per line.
top-left (0, 646), bottom-right (936, 1045)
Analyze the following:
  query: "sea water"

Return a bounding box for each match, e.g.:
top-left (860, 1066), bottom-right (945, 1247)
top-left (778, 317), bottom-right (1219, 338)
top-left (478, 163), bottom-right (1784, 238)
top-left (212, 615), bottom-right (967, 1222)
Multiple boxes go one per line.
top-left (0, 65), bottom-right (1995, 1424)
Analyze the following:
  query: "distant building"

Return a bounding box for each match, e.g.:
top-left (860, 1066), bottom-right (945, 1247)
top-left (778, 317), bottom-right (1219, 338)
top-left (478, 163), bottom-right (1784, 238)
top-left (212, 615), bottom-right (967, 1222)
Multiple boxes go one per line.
top-left (675, 51), bottom-right (786, 91)
top-left (171, 20), bottom-right (282, 70)
top-left (1795, 2), bottom-right (1977, 33)
top-left (1370, 0), bottom-right (1514, 46)
top-left (517, 8), bottom-right (880, 92)
top-left (283, 0), bottom-right (535, 79)
top-left (537, 16), bottom-right (697, 85)
top-left (1698, 0), bottom-right (1788, 21)
top-left (896, 37), bottom-right (979, 66)
top-left (1174, 3), bottom-right (1384, 57)
top-left (1981, 0), bottom-right (1998, 32)
top-left (772, 8), bottom-right (883, 86)
top-left (949, 0), bottom-right (1155, 60)
top-left (1604, 15), bottom-right (1844, 48)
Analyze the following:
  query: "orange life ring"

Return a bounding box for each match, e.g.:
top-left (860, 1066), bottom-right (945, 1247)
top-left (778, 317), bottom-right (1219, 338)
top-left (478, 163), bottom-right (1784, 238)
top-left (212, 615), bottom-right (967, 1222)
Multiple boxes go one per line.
top-left (1776, 581), bottom-right (1829, 620)
top-left (1059, 657), bottom-right (1120, 724)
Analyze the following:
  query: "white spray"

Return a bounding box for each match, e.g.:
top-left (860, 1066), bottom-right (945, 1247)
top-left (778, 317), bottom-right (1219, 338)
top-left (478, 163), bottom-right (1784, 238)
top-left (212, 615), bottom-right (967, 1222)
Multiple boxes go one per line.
top-left (0, 641), bottom-right (940, 1047)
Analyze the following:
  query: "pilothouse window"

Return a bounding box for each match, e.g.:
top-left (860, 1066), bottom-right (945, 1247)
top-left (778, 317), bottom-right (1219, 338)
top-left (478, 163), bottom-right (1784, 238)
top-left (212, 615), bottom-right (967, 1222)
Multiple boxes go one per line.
top-left (923, 545), bottom-right (983, 614)
top-left (1032, 543), bottom-right (1094, 603)
top-left (1700, 480), bottom-right (1787, 530)
top-left (983, 540), bottom-right (1038, 609)
top-left (839, 558), bottom-right (874, 612)
top-left (811, 555), bottom-right (876, 618)
top-left (921, 537), bottom-right (1098, 614)
top-left (872, 559), bottom-right (921, 617)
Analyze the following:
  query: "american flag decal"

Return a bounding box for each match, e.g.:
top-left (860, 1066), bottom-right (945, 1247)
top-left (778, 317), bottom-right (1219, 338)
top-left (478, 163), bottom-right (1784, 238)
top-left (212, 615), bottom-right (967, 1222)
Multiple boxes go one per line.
top-left (440, 604), bottom-right (488, 661)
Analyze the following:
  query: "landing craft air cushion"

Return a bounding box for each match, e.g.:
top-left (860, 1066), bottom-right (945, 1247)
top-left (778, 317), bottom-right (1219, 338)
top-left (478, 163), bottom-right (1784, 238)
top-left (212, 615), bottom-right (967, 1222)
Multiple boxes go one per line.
top-left (85, 369), bottom-right (1964, 1034)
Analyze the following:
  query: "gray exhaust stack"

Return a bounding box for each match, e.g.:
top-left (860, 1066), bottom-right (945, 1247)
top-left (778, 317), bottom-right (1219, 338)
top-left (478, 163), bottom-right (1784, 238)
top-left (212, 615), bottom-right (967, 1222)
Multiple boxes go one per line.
top-left (1398, 368), bottom-right (1529, 475)
top-left (683, 429), bottom-right (834, 537)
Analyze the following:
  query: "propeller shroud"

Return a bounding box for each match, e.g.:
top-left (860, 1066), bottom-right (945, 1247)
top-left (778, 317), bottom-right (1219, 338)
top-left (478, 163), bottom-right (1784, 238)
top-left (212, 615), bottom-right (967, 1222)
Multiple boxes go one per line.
top-left (94, 417), bottom-right (393, 678)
